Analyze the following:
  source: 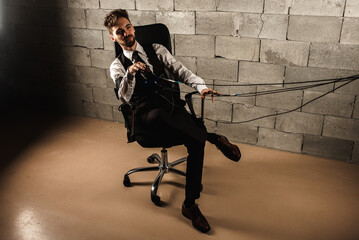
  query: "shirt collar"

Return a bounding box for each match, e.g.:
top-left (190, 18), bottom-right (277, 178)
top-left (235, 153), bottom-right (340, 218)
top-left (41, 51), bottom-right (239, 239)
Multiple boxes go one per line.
top-left (122, 42), bottom-right (146, 61)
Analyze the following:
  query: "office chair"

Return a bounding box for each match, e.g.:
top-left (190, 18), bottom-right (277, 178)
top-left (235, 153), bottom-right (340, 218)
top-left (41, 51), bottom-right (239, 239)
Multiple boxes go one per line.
top-left (114, 23), bottom-right (203, 206)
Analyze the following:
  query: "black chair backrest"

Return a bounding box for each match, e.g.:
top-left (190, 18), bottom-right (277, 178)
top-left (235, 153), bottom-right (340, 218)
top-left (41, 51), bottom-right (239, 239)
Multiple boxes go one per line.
top-left (115, 23), bottom-right (172, 57)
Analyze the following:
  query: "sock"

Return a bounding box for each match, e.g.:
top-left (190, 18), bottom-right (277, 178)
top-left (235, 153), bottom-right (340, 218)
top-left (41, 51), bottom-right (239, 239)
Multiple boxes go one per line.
top-left (184, 198), bottom-right (195, 207)
top-left (207, 133), bottom-right (220, 144)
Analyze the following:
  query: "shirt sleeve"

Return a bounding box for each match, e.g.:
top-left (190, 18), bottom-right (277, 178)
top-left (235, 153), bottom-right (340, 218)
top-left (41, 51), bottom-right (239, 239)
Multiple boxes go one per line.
top-left (110, 58), bottom-right (136, 103)
top-left (152, 43), bottom-right (208, 94)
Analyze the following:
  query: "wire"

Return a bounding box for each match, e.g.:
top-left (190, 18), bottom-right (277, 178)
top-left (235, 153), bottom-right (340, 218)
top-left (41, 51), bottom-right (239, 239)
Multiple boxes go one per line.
top-left (153, 74), bottom-right (359, 124)
top-left (222, 79), bottom-right (355, 124)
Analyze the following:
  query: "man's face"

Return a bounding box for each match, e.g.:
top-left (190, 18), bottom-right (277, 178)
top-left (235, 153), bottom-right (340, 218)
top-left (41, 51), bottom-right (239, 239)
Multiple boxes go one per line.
top-left (110, 17), bottom-right (136, 50)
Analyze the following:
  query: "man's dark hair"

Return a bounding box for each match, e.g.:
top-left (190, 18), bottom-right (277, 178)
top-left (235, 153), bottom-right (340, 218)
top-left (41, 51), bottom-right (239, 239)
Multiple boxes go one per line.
top-left (104, 9), bottom-right (130, 34)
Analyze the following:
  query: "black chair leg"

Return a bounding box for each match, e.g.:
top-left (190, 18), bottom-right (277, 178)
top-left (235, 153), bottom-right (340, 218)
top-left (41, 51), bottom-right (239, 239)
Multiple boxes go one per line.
top-left (123, 148), bottom-right (187, 205)
top-left (151, 169), bottom-right (166, 205)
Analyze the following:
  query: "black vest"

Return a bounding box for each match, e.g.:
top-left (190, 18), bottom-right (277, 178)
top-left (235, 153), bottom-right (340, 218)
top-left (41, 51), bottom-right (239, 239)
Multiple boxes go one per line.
top-left (116, 44), bottom-right (183, 111)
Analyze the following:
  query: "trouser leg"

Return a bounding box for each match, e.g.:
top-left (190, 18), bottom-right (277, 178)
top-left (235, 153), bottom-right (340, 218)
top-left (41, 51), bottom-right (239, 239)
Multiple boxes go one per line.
top-left (184, 141), bottom-right (205, 200)
top-left (137, 107), bottom-right (207, 200)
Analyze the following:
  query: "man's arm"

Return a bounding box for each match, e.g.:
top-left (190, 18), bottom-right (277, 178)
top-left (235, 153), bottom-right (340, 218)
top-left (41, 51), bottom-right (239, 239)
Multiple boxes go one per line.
top-left (111, 58), bottom-right (147, 103)
top-left (152, 44), bottom-right (219, 101)
top-left (152, 44), bottom-right (208, 93)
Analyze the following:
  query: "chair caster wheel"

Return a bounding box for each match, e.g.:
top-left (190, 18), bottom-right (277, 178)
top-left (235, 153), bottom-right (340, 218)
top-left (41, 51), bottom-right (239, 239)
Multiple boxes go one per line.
top-left (123, 175), bottom-right (131, 187)
top-left (151, 195), bottom-right (161, 206)
top-left (147, 156), bottom-right (156, 163)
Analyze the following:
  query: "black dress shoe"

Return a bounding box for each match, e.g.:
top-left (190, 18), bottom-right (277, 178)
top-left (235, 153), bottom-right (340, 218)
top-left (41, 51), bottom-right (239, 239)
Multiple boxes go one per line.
top-left (182, 203), bottom-right (211, 233)
top-left (215, 135), bottom-right (241, 162)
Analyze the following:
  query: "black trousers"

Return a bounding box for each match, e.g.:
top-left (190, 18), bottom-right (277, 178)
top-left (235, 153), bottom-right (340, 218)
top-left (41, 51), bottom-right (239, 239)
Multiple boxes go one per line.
top-left (135, 105), bottom-right (207, 201)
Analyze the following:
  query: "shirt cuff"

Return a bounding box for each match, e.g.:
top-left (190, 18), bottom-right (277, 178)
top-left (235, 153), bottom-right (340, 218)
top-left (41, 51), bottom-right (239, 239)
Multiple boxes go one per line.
top-left (197, 85), bottom-right (208, 94)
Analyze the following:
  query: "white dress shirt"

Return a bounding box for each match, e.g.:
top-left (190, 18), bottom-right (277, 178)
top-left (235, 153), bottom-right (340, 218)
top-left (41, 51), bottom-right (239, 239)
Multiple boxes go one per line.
top-left (110, 42), bottom-right (208, 103)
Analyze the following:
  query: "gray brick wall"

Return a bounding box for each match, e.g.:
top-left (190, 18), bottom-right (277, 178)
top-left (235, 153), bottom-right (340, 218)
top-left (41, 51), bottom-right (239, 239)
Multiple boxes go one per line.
top-left (2, 0), bottom-right (358, 163)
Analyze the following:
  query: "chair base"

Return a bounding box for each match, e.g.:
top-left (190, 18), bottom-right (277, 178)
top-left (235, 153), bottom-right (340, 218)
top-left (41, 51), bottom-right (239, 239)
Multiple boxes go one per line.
top-left (123, 147), bottom-right (187, 206)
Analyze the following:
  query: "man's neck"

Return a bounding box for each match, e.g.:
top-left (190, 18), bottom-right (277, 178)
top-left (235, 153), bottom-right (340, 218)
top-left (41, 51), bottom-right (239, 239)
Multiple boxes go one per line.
top-left (122, 41), bottom-right (137, 51)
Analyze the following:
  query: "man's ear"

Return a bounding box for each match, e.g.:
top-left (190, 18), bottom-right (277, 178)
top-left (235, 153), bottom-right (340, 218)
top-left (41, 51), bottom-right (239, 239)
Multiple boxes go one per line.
top-left (109, 34), bottom-right (116, 42)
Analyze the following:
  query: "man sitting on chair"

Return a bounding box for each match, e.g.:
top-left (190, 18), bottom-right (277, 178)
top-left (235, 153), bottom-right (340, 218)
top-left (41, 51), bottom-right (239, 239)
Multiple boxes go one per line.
top-left (104, 9), bottom-right (241, 233)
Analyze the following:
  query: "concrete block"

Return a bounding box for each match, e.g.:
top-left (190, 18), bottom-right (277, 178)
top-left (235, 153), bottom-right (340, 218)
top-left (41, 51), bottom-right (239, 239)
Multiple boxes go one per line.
top-left (216, 0), bottom-right (264, 13)
top-left (256, 86), bottom-right (303, 110)
top-left (58, 8), bottom-right (86, 28)
top-left (86, 9), bottom-right (110, 30)
top-left (196, 12), bottom-right (237, 36)
top-left (106, 69), bottom-right (116, 88)
top-left (309, 43), bottom-right (359, 71)
top-left (258, 128), bottom-right (303, 153)
top-left (71, 29), bottom-right (103, 49)
top-left (103, 31), bottom-right (115, 51)
top-left (345, 0), bottom-right (359, 17)
top-left (175, 35), bottom-right (214, 58)
top-left (259, 14), bottom-right (288, 40)
top-left (290, 0), bottom-right (345, 17)
top-left (36, 0), bottom-right (67, 8)
top-left (285, 66), bottom-right (337, 93)
top-left (323, 116), bottom-right (359, 141)
top-left (67, 0), bottom-right (99, 9)
top-left (50, 64), bottom-right (78, 83)
top-left (213, 80), bottom-right (256, 105)
top-left (302, 91), bottom-right (355, 117)
top-left (260, 39), bottom-right (309, 66)
top-left (100, 0), bottom-right (135, 9)
top-left (75, 66), bottom-right (107, 87)
top-left (137, 0), bottom-right (173, 10)
top-left (351, 142), bottom-right (359, 163)
top-left (64, 83), bottom-right (93, 102)
top-left (217, 122), bottom-right (258, 144)
top-left (276, 111), bottom-right (323, 135)
top-left (236, 13), bottom-right (264, 38)
top-left (233, 104), bottom-right (276, 128)
top-left (192, 99), bottom-right (232, 122)
top-left (197, 58), bottom-right (238, 81)
top-left (239, 62), bottom-right (284, 84)
top-left (302, 135), bottom-right (353, 161)
top-left (61, 47), bottom-right (91, 67)
top-left (90, 49), bottom-right (116, 69)
top-left (204, 119), bottom-right (217, 133)
top-left (113, 105), bottom-right (124, 123)
top-left (127, 11), bottom-right (156, 26)
top-left (264, 0), bottom-right (291, 14)
top-left (288, 16), bottom-right (342, 43)
top-left (93, 87), bottom-right (119, 105)
top-left (175, 0), bottom-right (216, 11)
top-left (174, 56), bottom-right (197, 74)
top-left (354, 98), bottom-right (359, 119)
top-left (64, 98), bottom-right (84, 116)
top-left (334, 70), bottom-right (359, 95)
top-left (43, 27), bottom-right (72, 46)
top-left (340, 18), bottom-right (359, 44)
top-left (156, 12), bottom-right (195, 34)
top-left (83, 102), bottom-right (113, 121)
top-left (215, 36), bottom-right (260, 61)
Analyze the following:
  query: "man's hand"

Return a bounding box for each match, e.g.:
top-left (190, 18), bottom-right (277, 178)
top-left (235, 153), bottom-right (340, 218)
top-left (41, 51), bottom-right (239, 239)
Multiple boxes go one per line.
top-left (128, 62), bottom-right (147, 75)
top-left (201, 89), bottom-right (220, 102)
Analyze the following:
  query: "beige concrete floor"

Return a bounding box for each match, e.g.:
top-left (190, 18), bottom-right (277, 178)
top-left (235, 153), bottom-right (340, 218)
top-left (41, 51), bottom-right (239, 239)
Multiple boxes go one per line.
top-left (0, 114), bottom-right (359, 240)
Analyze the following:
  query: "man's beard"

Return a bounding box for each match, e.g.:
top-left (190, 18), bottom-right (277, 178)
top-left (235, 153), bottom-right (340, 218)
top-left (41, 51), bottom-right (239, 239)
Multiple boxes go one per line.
top-left (123, 35), bottom-right (136, 47)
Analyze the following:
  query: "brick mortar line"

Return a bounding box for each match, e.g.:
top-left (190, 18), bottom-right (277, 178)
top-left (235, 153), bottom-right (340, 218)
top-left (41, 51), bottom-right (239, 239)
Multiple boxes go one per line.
top-left (306, 43), bottom-right (311, 67)
top-left (351, 95), bottom-right (357, 118)
top-left (343, 0), bottom-right (348, 17)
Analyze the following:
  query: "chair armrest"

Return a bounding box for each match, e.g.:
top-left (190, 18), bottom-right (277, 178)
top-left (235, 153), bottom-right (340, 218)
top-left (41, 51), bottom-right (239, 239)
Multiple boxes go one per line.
top-left (185, 91), bottom-right (204, 121)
